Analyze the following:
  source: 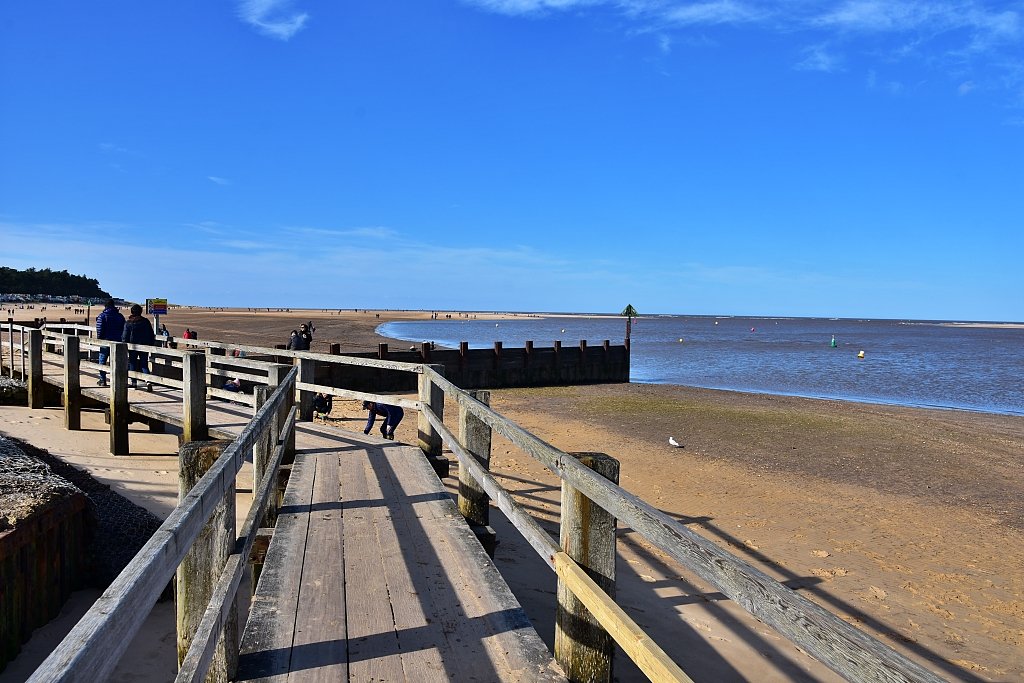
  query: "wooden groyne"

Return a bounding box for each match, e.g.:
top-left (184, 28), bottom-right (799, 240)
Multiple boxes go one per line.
top-left (0, 322), bottom-right (950, 682)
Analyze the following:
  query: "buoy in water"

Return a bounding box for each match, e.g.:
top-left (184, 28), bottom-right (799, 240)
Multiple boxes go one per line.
top-left (830, 334), bottom-right (837, 348)
top-left (561, 329), bottom-right (565, 333)
top-left (857, 350), bottom-right (865, 359)
top-left (678, 338), bottom-right (684, 343)
top-left (750, 327), bottom-right (756, 332)
top-left (714, 321), bottom-right (718, 325)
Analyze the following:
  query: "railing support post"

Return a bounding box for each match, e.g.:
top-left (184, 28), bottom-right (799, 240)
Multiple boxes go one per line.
top-left (296, 357), bottom-right (314, 421)
top-left (418, 364), bottom-right (448, 478)
top-left (182, 351), bottom-right (208, 443)
top-left (267, 364), bottom-right (294, 464)
top-left (556, 452), bottom-right (620, 683)
top-left (109, 343), bottom-right (130, 455)
top-left (28, 328), bottom-right (44, 408)
top-left (64, 335), bottom-right (81, 430)
top-left (176, 440), bottom-right (238, 681)
top-left (458, 390), bottom-right (496, 556)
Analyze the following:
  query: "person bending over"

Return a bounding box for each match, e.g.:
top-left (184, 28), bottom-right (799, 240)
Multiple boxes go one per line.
top-left (362, 400), bottom-right (403, 440)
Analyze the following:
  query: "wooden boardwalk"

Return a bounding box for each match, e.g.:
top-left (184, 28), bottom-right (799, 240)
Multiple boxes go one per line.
top-left (34, 354), bottom-right (564, 681)
top-left (237, 430), bottom-right (561, 681)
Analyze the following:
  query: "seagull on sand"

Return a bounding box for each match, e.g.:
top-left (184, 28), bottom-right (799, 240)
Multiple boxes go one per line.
top-left (669, 437), bottom-right (682, 448)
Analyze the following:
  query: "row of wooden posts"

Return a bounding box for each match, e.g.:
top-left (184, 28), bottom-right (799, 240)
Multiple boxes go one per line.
top-left (5, 322), bottom-right (948, 683)
top-left (5, 325), bottom-right (635, 682)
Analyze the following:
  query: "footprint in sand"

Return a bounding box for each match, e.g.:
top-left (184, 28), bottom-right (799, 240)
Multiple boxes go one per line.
top-left (811, 567), bottom-right (850, 579)
top-left (812, 550), bottom-right (831, 558)
top-left (866, 585), bottom-right (888, 600)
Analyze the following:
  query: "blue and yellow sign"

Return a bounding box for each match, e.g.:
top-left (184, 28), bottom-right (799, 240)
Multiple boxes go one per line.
top-left (147, 298), bottom-right (168, 315)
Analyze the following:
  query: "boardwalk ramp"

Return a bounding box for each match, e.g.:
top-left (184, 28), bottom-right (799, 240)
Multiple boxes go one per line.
top-left (237, 424), bottom-right (563, 682)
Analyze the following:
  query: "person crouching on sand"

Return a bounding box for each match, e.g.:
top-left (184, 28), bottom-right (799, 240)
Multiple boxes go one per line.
top-left (363, 400), bottom-right (403, 440)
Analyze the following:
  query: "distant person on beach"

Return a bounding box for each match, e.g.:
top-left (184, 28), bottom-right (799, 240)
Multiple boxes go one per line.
top-left (95, 299), bottom-right (125, 387)
top-left (122, 304), bottom-right (155, 391)
top-left (313, 392), bottom-right (332, 421)
top-left (363, 400), bottom-right (403, 440)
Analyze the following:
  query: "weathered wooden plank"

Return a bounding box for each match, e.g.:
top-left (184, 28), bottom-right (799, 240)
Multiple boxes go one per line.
top-left (341, 447), bottom-right (406, 682)
top-left (363, 447), bottom-right (455, 682)
top-left (236, 453), bottom-right (317, 682)
top-left (287, 451), bottom-right (347, 682)
top-left (367, 440), bottom-right (563, 681)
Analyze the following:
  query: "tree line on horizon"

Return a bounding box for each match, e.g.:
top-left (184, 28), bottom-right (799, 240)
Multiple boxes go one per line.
top-left (0, 267), bottom-right (110, 298)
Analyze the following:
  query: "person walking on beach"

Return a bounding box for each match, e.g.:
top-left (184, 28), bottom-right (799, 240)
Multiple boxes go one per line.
top-left (363, 400), bottom-right (403, 440)
top-left (297, 322), bottom-right (314, 349)
top-left (122, 304), bottom-right (155, 390)
top-left (95, 299), bottom-right (125, 387)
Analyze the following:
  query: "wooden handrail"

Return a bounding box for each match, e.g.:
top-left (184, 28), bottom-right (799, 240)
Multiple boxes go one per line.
top-left (420, 366), bottom-right (946, 683)
top-left (420, 405), bottom-right (689, 683)
top-left (27, 368), bottom-right (298, 683)
top-left (175, 405), bottom-right (298, 683)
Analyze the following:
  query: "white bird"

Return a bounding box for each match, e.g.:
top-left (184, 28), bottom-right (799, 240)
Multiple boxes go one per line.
top-left (669, 436), bottom-right (682, 448)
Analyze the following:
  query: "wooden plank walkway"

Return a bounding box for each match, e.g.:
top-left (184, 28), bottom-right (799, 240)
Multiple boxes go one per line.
top-left (35, 354), bottom-right (564, 681)
top-left (237, 428), bottom-right (563, 682)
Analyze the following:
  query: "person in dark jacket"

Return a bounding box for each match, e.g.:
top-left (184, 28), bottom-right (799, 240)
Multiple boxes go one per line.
top-left (286, 329), bottom-right (302, 350)
top-left (95, 299), bottom-right (126, 387)
top-left (293, 322), bottom-right (313, 351)
top-left (363, 400), bottom-right (403, 440)
top-left (122, 304), bottom-right (156, 390)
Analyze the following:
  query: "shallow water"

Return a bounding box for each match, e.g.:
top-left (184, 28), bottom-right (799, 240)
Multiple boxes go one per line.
top-left (379, 316), bottom-right (1024, 415)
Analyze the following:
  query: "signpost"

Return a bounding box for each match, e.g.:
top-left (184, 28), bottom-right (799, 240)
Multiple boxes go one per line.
top-left (147, 298), bottom-right (168, 336)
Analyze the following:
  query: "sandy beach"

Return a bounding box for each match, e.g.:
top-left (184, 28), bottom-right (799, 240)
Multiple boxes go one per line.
top-left (2, 306), bottom-right (1022, 681)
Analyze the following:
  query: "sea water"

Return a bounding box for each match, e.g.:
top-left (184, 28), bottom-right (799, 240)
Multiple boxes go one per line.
top-left (377, 316), bottom-right (1024, 416)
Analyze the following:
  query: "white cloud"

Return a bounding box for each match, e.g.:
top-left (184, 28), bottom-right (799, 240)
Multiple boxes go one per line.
top-left (795, 44), bottom-right (842, 73)
top-left (208, 176), bottom-right (231, 186)
top-left (661, 1), bottom-right (764, 27)
top-left (237, 0), bottom-right (309, 40)
top-left (958, 80), bottom-right (976, 95)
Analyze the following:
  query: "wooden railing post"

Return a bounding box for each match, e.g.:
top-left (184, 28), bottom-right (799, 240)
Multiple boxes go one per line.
top-left (109, 343), bottom-right (130, 455)
top-left (556, 452), bottom-right (620, 683)
top-left (295, 356), bottom-right (314, 421)
top-left (458, 390), bottom-right (496, 556)
top-left (177, 440), bottom-right (238, 682)
top-left (182, 351), bottom-right (208, 443)
top-left (418, 364), bottom-right (448, 478)
top-left (27, 328), bottom-right (44, 408)
top-left (64, 335), bottom-right (81, 430)
top-left (20, 326), bottom-right (27, 378)
top-left (267, 364), bottom-right (294, 463)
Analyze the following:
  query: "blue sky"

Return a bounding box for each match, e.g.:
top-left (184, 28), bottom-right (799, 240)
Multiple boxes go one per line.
top-left (1, 1), bottom-right (1022, 321)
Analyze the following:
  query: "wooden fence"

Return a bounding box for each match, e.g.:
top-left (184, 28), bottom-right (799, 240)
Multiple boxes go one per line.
top-left (0, 321), bottom-right (947, 682)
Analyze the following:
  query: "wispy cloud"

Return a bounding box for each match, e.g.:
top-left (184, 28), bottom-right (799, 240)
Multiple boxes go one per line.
top-left (208, 176), bottom-right (231, 186)
top-left (660, 1), bottom-right (765, 27)
top-left (462, 0), bottom-right (1024, 99)
top-left (237, 0), bottom-right (309, 40)
top-left (795, 44), bottom-right (842, 73)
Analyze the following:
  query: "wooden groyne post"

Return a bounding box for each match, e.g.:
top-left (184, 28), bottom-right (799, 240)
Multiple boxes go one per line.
top-left (183, 351), bottom-right (208, 443)
top-left (109, 343), bottom-right (129, 455)
top-left (177, 440), bottom-right (238, 682)
top-left (556, 452), bottom-right (620, 683)
top-left (418, 363), bottom-right (448, 477)
top-left (63, 335), bottom-right (81, 430)
top-left (458, 389), bottom-right (496, 556)
top-left (27, 328), bottom-right (43, 408)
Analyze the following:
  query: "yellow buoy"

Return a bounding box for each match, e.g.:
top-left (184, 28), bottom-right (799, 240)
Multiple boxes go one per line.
top-left (857, 350), bottom-right (865, 359)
